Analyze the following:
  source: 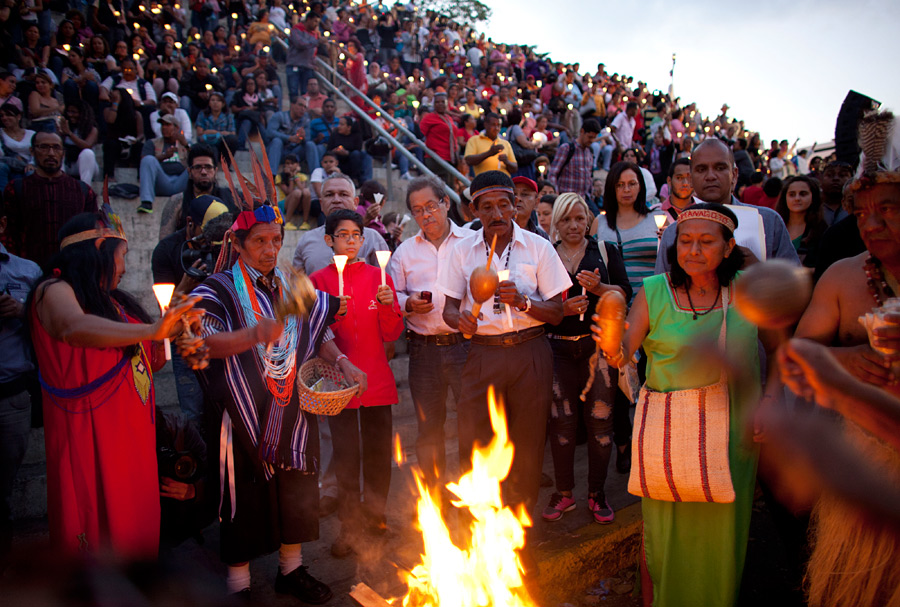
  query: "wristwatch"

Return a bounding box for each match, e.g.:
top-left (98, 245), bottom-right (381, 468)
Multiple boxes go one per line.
top-left (519, 295), bottom-right (531, 313)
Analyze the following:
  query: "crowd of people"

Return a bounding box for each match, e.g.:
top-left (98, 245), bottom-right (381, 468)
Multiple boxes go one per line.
top-left (0, 2), bottom-right (899, 607)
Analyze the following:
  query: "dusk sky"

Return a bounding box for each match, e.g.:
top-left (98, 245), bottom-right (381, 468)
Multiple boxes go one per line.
top-left (482, 0), bottom-right (897, 148)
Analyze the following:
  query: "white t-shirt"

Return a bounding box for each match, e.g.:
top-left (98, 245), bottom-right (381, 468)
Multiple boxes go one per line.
top-left (611, 112), bottom-right (635, 149)
top-left (1, 129), bottom-right (35, 163)
top-left (310, 167), bottom-right (340, 184)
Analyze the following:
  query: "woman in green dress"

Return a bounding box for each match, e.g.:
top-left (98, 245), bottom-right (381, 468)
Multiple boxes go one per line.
top-left (597, 203), bottom-right (774, 606)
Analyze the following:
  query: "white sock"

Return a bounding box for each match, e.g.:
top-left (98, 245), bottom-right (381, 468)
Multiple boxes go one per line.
top-left (226, 563), bottom-right (251, 594)
top-left (279, 543), bottom-right (303, 575)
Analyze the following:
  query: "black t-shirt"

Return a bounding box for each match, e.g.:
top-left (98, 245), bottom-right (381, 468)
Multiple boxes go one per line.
top-left (152, 228), bottom-right (188, 285)
top-left (551, 238), bottom-right (632, 336)
top-left (814, 215), bottom-right (865, 281)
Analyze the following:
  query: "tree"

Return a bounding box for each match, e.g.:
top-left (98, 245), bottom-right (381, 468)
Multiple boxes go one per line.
top-left (419, 0), bottom-right (492, 25)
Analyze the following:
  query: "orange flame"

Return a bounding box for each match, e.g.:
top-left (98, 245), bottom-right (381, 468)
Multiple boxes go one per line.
top-left (400, 386), bottom-right (534, 607)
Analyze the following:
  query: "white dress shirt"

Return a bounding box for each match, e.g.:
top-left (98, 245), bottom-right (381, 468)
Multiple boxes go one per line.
top-left (387, 221), bottom-right (469, 336)
top-left (437, 222), bottom-right (572, 336)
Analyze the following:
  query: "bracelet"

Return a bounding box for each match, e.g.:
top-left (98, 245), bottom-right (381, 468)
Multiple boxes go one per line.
top-left (335, 354), bottom-right (349, 365)
top-left (519, 294), bottom-right (532, 313)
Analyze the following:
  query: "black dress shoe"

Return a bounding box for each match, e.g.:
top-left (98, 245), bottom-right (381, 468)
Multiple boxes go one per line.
top-left (274, 566), bottom-right (333, 604)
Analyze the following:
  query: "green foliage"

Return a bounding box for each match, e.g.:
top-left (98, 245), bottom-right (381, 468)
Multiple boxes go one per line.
top-left (419, 0), bottom-right (492, 24)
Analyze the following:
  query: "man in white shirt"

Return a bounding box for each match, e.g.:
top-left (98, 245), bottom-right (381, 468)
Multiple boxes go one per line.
top-left (150, 92), bottom-right (193, 142)
top-left (438, 171), bottom-right (570, 575)
top-left (610, 101), bottom-right (637, 152)
top-left (387, 177), bottom-right (470, 493)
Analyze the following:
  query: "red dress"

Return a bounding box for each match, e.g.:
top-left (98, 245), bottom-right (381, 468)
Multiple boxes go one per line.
top-left (31, 307), bottom-right (160, 559)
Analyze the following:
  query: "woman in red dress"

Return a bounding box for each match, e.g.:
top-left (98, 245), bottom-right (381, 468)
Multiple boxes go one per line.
top-left (28, 211), bottom-right (197, 558)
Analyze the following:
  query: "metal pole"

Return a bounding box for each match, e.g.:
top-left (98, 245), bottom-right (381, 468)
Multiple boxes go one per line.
top-left (315, 75), bottom-right (462, 206)
top-left (316, 57), bottom-right (471, 186)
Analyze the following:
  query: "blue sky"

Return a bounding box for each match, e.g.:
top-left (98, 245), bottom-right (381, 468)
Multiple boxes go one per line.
top-left (481, 0), bottom-right (898, 147)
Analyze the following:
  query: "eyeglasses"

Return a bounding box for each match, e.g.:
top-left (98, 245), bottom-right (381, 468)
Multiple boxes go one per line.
top-left (333, 232), bottom-right (363, 242)
top-left (410, 201), bottom-right (443, 217)
top-left (191, 164), bottom-right (216, 172)
top-left (34, 144), bottom-right (63, 152)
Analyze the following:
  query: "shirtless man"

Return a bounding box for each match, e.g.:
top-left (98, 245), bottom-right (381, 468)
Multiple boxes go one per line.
top-left (794, 177), bottom-right (899, 392)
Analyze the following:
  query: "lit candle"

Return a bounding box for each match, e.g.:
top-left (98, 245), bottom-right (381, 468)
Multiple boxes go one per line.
top-left (152, 283), bottom-right (176, 360)
top-left (334, 255), bottom-right (348, 296)
top-left (497, 270), bottom-right (514, 329)
top-left (579, 285), bottom-right (587, 321)
top-left (375, 251), bottom-right (391, 287)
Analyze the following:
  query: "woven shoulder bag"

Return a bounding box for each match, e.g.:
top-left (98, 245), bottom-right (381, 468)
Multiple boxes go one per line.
top-left (627, 285), bottom-right (735, 503)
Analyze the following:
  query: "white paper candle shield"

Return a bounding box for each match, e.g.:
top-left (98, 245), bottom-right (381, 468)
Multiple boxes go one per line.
top-left (497, 270), bottom-right (513, 329)
top-left (375, 250), bottom-right (391, 287)
top-left (152, 283), bottom-right (176, 360)
top-left (333, 255), bottom-right (348, 297)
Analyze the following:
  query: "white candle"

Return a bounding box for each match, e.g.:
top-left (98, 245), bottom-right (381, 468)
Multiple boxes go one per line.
top-left (375, 250), bottom-right (391, 287)
top-left (152, 283), bottom-right (176, 361)
top-left (497, 270), bottom-right (514, 329)
top-left (334, 255), bottom-right (348, 297)
top-left (579, 286), bottom-right (587, 321)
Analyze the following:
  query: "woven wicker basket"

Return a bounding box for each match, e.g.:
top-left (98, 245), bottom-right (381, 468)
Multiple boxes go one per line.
top-left (296, 358), bottom-right (358, 416)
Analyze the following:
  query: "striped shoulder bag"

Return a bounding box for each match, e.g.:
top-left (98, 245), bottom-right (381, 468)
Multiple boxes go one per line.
top-left (627, 286), bottom-right (735, 503)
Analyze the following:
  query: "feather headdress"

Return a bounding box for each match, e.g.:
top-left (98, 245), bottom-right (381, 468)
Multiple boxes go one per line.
top-left (59, 177), bottom-right (128, 249)
top-left (213, 140), bottom-right (283, 272)
top-left (846, 109), bottom-right (900, 200)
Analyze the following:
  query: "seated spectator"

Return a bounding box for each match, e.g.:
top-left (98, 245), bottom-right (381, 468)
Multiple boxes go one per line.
top-left (148, 42), bottom-right (183, 100)
top-left (0, 105), bottom-right (34, 191)
top-left (327, 115), bottom-right (366, 184)
top-left (310, 152), bottom-right (341, 199)
top-left (178, 58), bottom-right (222, 120)
top-left (301, 77), bottom-right (328, 118)
top-left (137, 115), bottom-right (189, 214)
top-left (265, 95), bottom-right (317, 176)
top-left (195, 92), bottom-right (238, 159)
top-left (209, 48), bottom-right (240, 105)
top-left (310, 98), bottom-right (340, 163)
top-left (150, 92), bottom-right (193, 143)
top-left (28, 73), bottom-right (63, 134)
top-left (277, 154), bottom-right (313, 231)
top-left (0, 71), bottom-right (23, 114)
top-left (100, 58), bottom-right (157, 134)
top-left (102, 87), bottom-right (144, 180)
top-left (60, 47), bottom-right (101, 108)
top-left (231, 77), bottom-right (264, 149)
top-left (59, 100), bottom-right (99, 186)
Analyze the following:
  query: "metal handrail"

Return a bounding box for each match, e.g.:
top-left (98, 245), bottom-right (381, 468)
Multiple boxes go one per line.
top-left (314, 74), bottom-right (463, 206)
top-left (316, 57), bottom-right (471, 187)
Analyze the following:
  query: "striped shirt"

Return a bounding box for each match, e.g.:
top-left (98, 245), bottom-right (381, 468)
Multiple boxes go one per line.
top-left (595, 211), bottom-right (665, 303)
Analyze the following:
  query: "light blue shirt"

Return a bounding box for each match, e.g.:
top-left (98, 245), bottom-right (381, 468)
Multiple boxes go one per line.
top-left (0, 243), bottom-right (41, 382)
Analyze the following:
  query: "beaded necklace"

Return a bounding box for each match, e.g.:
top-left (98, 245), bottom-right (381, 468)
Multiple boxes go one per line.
top-left (233, 259), bottom-right (300, 407)
top-left (864, 255), bottom-right (898, 307)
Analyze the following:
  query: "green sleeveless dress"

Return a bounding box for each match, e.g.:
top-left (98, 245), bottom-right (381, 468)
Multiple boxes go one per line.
top-left (640, 273), bottom-right (760, 606)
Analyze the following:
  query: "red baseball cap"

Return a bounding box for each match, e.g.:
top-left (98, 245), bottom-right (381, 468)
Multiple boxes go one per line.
top-left (512, 176), bottom-right (538, 192)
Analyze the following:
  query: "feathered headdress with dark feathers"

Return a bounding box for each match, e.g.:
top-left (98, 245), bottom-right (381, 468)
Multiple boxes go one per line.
top-left (846, 109), bottom-right (900, 203)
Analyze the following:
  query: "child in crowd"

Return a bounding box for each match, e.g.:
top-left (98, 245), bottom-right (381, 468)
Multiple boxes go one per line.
top-left (310, 152), bottom-right (341, 199)
top-left (276, 153), bottom-right (312, 230)
top-left (309, 209), bottom-right (404, 558)
top-left (356, 179), bottom-right (387, 238)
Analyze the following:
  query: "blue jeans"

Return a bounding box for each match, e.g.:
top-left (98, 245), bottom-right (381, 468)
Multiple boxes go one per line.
top-left (592, 142), bottom-right (615, 171)
top-left (265, 136), bottom-right (320, 175)
top-left (171, 346), bottom-right (204, 423)
top-left (548, 336), bottom-right (615, 495)
top-left (407, 338), bottom-right (469, 488)
top-left (139, 156), bottom-right (189, 204)
top-left (286, 65), bottom-right (316, 101)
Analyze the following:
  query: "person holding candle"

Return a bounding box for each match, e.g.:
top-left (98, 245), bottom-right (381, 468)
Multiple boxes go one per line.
top-left (310, 209), bottom-right (404, 558)
top-left (438, 170), bottom-right (571, 576)
top-left (191, 188), bottom-right (366, 599)
top-left (27, 208), bottom-right (199, 559)
top-left (542, 193), bottom-right (631, 524)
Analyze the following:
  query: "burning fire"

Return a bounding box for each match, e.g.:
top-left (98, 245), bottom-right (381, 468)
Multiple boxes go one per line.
top-left (398, 387), bottom-right (534, 607)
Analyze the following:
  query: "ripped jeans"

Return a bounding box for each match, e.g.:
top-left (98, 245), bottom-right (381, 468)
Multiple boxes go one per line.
top-left (548, 336), bottom-right (616, 496)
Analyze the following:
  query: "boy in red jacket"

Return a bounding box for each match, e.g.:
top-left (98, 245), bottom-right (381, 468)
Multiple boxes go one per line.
top-left (309, 208), bottom-right (404, 558)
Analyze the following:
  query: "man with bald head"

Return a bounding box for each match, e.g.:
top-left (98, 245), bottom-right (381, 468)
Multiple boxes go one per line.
top-left (654, 138), bottom-right (799, 272)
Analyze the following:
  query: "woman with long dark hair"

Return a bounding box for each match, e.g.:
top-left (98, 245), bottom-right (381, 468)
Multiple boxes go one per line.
top-left (592, 161), bottom-right (666, 301)
top-left (775, 175), bottom-right (825, 267)
top-left (28, 211), bottom-right (197, 558)
top-left (596, 203), bottom-right (774, 605)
